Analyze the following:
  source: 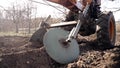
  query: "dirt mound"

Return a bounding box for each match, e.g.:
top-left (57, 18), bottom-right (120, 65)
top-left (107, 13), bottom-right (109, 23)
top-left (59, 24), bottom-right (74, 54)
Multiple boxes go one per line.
top-left (0, 34), bottom-right (120, 68)
top-left (0, 47), bottom-right (52, 68)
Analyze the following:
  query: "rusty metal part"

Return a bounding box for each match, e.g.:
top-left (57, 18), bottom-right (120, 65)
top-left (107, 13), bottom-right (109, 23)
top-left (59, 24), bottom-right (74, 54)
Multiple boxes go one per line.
top-left (47, 0), bottom-right (79, 12)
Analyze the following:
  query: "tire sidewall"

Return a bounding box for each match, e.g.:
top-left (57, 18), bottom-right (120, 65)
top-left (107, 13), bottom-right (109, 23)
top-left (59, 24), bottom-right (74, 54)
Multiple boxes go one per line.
top-left (108, 12), bottom-right (116, 45)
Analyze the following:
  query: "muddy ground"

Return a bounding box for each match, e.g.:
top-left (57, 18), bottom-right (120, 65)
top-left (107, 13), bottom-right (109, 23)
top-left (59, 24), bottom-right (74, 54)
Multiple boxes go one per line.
top-left (0, 33), bottom-right (120, 68)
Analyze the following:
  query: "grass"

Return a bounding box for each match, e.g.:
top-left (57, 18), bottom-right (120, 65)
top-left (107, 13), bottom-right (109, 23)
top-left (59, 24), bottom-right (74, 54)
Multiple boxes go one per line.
top-left (0, 32), bottom-right (32, 37)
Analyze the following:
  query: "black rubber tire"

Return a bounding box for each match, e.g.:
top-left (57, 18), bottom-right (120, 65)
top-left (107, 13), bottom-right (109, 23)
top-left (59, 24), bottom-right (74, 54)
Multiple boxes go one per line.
top-left (97, 12), bottom-right (116, 50)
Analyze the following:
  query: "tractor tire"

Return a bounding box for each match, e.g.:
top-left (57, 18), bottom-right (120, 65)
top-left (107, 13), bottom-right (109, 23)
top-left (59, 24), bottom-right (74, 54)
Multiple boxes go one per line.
top-left (97, 12), bottom-right (116, 50)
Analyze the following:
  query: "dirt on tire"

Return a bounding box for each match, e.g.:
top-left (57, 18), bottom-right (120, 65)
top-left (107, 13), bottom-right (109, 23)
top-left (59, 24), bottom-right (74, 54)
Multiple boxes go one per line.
top-left (0, 33), bottom-right (120, 68)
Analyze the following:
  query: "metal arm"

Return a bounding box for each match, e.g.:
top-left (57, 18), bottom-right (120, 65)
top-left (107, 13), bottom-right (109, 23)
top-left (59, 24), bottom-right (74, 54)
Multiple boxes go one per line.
top-left (66, 4), bottom-right (90, 42)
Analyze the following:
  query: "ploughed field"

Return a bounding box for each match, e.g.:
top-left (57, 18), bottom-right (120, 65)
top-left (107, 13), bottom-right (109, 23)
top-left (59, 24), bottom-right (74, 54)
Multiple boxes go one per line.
top-left (0, 33), bottom-right (120, 68)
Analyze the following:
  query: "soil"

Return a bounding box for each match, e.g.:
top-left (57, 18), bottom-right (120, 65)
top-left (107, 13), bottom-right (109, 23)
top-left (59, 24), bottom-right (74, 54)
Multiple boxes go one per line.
top-left (0, 33), bottom-right (120, 68)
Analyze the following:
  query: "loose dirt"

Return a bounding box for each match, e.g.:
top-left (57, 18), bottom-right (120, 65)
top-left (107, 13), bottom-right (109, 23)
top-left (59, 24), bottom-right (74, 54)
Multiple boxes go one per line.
top-left (0, 33), bottom-right (120, 68)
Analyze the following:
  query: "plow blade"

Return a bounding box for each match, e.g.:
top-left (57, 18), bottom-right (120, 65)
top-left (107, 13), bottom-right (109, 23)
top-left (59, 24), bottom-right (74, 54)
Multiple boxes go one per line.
top-left (43, 28), bottom-right (79, 64)
top-left (30, 15), bottom-right (50, 44)
top-left (30, 27), bottom-right (47, 44)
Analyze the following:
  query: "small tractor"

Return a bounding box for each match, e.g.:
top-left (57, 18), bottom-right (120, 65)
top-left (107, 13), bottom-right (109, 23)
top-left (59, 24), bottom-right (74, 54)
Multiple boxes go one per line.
top-left (30, 0), bottom-right (116, 64)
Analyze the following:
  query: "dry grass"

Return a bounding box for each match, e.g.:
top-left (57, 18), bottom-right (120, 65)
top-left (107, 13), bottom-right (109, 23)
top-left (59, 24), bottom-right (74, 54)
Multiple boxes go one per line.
top-left (0, 32), bottom-right (32, 37)
top-left (0, 23), bottom-right (120, 37)
top-left (116, 23), bottom-right (120, 33)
